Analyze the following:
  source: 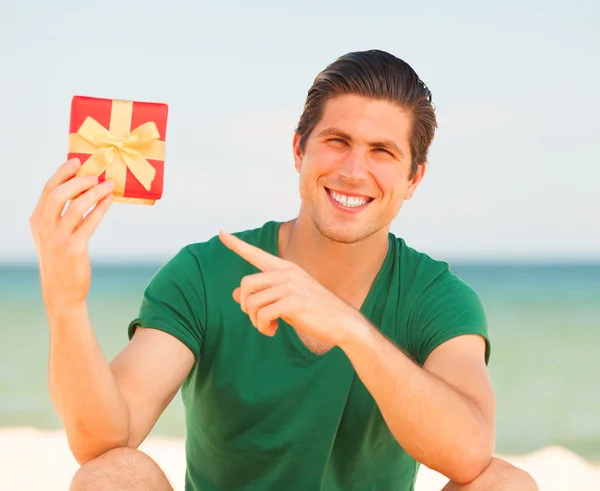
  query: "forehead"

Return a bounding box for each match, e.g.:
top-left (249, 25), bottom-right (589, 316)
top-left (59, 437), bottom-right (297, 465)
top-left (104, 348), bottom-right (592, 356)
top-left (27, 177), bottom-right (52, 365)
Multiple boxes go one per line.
top-left (314, 94), bottom-right (412, 146)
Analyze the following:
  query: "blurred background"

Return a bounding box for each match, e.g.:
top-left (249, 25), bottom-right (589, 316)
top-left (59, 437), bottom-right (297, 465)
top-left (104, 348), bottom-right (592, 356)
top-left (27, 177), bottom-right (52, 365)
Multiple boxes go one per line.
top-left (1, 0), bottom-right (598, 463)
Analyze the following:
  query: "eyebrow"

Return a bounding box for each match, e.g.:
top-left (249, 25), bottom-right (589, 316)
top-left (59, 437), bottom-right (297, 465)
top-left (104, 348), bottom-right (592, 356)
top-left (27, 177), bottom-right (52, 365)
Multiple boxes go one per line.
top-left (315, 127), bottom-right (405, 159)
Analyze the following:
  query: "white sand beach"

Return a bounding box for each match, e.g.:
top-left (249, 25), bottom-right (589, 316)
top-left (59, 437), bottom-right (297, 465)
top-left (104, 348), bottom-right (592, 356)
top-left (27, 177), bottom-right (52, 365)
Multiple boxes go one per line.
top-left (1, 427), bottom-right (599, 490)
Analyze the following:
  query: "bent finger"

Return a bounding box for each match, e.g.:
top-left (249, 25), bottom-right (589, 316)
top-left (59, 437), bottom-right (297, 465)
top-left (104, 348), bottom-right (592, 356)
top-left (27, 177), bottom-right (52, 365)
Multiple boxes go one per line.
top-left (31, 158), bottom-right (81, 222)
top-left (245, 284), bottom-right (288, 327)
top-left (42, 175), bottom-right (100, 224)
top-left (60, 180), bottom-right (115, 234)
top-left (257, 319), bottom-right (279, 337)
top-left (239, 271), bottom-right (287, 310)
top-left (256, 300), bottom-right (286, 337)
top-left (71, 192), bottom-right (113, 243)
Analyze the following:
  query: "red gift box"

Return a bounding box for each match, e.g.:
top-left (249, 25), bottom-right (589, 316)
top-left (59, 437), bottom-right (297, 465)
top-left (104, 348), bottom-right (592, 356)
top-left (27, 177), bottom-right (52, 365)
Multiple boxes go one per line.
top-left (67, 95), bottom-right (168, 205)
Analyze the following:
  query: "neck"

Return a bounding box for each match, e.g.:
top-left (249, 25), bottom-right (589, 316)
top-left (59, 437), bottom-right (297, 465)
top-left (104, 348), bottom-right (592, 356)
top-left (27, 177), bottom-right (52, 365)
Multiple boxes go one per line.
top-left (278, 212), bottom-right (390, 308)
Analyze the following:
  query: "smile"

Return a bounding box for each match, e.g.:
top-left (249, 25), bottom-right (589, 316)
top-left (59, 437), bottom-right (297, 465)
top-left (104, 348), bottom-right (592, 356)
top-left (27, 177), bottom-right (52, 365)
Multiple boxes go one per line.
top-left (325, 188), bottom-right (374, 209)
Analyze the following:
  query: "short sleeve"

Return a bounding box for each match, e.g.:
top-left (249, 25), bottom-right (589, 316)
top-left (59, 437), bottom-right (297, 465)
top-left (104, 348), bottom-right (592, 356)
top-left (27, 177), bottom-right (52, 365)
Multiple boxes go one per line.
top-left (408, 271), bottom-right (491, 367)
top-left (127, 246), bottom-right (207, 360)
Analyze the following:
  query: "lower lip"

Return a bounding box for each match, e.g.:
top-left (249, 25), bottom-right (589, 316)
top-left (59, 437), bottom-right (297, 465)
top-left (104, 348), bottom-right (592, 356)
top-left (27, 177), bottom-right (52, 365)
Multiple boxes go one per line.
top-left (325, 188), bottom-right (372, 214)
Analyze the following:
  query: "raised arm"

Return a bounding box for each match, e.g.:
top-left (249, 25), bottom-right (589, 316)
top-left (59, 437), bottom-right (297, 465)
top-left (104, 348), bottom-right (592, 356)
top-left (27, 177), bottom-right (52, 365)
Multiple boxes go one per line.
top-left (30, 159), bottom-right (195, 464)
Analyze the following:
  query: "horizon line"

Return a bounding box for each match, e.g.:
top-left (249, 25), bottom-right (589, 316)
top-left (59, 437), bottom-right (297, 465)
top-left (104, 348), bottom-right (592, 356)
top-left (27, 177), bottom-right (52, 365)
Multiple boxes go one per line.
top-left (3, 258), bottom-right (600, 267)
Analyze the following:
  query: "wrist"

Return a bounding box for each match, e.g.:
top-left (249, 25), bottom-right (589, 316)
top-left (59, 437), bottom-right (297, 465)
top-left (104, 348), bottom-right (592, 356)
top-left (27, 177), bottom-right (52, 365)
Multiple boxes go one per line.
top-left (45, 297), bottom-right (88, 323)
top-left (337, 312), bottom-right (377, 353)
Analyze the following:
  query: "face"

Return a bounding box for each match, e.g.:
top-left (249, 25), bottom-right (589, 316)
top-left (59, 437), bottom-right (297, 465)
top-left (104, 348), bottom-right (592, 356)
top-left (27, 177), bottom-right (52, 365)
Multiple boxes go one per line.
top-left (293, 94), bottom-right (426, 244)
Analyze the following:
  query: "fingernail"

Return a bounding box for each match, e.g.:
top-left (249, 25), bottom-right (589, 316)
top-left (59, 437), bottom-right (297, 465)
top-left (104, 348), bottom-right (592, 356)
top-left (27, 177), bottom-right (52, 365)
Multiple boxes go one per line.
top-left (69, 158), bottom-right (81, 168)
top-left (105, 180), bottom-right (115, 189)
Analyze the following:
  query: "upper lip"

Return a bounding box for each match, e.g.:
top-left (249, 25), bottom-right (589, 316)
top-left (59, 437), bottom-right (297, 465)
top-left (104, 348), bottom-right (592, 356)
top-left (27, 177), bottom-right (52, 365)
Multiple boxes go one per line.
top-left (325, 187), bottom-right (374, 200)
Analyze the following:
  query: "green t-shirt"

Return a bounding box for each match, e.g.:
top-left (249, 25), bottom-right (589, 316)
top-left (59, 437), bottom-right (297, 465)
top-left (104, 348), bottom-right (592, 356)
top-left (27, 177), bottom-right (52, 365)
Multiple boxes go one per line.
top-left (128, 221), bottom-right (490, 491)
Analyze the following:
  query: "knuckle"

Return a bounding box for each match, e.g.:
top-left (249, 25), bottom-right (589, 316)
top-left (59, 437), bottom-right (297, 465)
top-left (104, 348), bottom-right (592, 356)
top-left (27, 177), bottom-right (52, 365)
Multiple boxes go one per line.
top-left (89, 184), bottom-right (105, 199)
top-left (71, 193), bottom-right (97, 215)
top-left (257, 308), bottom-right (270, 324)
top-left (48, 187), bottom-right (64, 205)
top-left (245, 296), bottom-right (256, 312)
top-left (47, 234), bottom-right (64, 251)
top-left (28, 215), bottom-right (37, 231)
top-left (65, 239), bottom-right (84, 256)
top-left (240, 275), bottom-right (254, 290)
top-left (68, 200), bottom-right (87, 217)
top-left (47, 188), bottom-right (58, 202)
top-left (283, 296), bottom-right (296, 311)
top-left (43, 180), bottom-right (55, 195)
top-left (39, 222), bottom-right (55, 240)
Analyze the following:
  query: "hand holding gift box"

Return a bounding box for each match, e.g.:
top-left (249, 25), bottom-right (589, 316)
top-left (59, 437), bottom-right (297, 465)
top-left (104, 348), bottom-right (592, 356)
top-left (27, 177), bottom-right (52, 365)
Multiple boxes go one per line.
top-left (67, 96), bottom-right (168, 205)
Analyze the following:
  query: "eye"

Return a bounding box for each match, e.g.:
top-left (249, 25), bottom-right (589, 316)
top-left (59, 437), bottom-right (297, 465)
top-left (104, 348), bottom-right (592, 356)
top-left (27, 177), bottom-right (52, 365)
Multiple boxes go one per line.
top-left (374, 147), bottom-right (394, 157)
top-left (326, 137), bottom-right (348, 149)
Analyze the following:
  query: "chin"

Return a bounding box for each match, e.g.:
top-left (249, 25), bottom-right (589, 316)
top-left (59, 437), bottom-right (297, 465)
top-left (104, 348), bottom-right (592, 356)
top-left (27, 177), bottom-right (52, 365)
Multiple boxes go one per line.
top-left (299, 186), bottom-right (393, 244)
top-left (314, 218), bottom-right (383, 244)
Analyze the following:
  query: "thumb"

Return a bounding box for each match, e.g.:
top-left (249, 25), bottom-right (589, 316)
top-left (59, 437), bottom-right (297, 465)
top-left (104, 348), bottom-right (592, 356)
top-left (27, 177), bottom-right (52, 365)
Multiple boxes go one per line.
top-left (232, 287), bottom-right (241, 304)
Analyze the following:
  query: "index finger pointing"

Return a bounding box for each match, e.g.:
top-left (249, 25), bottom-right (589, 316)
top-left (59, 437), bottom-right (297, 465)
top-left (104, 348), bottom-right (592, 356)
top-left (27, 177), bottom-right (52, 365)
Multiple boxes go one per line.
top-left (219, 230), bottom-right (285, 271)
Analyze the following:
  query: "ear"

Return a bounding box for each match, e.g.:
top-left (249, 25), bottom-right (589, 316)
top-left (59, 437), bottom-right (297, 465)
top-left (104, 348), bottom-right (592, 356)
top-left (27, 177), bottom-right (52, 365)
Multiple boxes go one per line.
top-left (292, 132), bottom-right (303, 173)
top-left (404, 163), bottom-right (426, 200)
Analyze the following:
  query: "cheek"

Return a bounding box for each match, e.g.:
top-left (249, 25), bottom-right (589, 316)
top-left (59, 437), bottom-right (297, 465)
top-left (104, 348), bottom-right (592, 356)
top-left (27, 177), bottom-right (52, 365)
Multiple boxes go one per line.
top-left (297, 160), bottom-right (320, 199)
top-left (300, 150), bottom-right (339, 181)
top-left (370, 164), bottom-right (407, 200)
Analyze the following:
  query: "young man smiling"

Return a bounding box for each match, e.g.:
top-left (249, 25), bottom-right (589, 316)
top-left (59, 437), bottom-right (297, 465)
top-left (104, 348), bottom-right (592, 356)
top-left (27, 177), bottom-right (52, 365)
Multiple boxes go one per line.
top-left (30, 50), bottom-right (537, 490)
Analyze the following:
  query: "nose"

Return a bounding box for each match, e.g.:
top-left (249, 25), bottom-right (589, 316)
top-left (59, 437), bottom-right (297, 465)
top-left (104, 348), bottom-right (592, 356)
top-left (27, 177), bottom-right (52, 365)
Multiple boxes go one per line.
top-left (338, 149), bottom-right (369, 183)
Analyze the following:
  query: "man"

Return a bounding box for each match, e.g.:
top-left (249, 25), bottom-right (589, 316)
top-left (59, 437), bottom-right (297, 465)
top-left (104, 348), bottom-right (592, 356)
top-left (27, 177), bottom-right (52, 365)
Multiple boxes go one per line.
top-left (30, 50), bottom-right (537, 490)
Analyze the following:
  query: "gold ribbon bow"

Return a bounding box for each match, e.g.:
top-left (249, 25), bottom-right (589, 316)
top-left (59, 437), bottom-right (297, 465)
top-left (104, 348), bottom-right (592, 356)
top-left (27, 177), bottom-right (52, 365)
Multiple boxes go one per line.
top-left (68, 99), bottom-right (165, 202)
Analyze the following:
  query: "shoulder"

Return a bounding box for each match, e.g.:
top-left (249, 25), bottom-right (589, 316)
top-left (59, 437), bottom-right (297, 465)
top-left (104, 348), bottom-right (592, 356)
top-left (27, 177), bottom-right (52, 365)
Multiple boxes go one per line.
top-left (175, 221), bottom-right (280, 289)
top-left (391, 234), bottom-right (480, 304)
top-left (389, 235), bottom-right (489, 365)
top-left (147, 220), bottom-right (279, 288)
top-left (131, 221), bottom-right (280, 340)
top-left (394, 235), bottom-right (449, 289)
top-left (182, 221), bottom-right (280, 267)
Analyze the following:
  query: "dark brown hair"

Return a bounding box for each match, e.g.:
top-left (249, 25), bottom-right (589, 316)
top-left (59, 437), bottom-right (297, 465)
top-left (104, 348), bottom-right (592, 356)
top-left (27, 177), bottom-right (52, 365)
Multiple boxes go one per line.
top-left (296, 50), bottom-right (437, 178)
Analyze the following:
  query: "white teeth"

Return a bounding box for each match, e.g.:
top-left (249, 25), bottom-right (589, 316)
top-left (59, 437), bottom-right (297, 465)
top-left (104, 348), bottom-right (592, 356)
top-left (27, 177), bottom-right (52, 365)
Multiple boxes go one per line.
top-left (329, 189), bottom-right (369, 208)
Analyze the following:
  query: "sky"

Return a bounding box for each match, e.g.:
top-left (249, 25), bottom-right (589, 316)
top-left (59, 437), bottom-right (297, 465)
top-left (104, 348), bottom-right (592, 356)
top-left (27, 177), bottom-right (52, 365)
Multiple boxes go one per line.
top-left (1, 0), bottom-right (598, 263)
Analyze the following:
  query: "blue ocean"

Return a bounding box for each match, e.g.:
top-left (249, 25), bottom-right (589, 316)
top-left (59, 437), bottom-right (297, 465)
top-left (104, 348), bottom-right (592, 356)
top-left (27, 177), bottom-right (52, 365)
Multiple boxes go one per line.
top-left (1, 261), bottom-right (599, 460)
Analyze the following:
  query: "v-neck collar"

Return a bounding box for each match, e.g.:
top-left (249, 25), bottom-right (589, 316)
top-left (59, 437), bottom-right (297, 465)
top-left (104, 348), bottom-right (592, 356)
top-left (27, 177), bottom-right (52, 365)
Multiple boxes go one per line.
top-left (265, 221), bottom-right (394, 361)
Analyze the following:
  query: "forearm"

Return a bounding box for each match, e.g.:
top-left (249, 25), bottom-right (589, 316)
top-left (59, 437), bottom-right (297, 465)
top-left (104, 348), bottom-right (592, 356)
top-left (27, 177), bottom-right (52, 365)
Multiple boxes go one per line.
top-left (47, 301), bottom-right (130, 463)
top-left (339, 320), bottom-right (493, 483)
